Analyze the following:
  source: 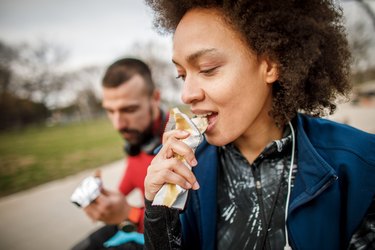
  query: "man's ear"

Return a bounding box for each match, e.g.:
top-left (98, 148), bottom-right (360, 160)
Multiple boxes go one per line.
top-left (151, 89), bottom-right (161, 116)
top-left (152, 89), bottom-right (161, 103)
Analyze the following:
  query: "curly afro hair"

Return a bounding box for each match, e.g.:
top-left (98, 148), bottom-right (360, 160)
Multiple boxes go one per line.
top-left (145, 0), bottom-right (352, 125)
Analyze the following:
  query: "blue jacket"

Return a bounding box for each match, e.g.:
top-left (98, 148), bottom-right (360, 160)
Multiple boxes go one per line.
top-left (181, 114), bottom-right (375, 250)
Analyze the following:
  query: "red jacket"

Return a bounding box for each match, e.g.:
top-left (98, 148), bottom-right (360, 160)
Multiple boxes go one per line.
top-left (118, 110), bottom-right (167, 232)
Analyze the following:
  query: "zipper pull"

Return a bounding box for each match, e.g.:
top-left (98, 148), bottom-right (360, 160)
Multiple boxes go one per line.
top-left (256, 180), bottom-right (262, 189)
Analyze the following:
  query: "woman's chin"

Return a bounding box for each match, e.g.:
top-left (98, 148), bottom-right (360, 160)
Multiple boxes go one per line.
top-left (205, 134), bottom-right (229, 147)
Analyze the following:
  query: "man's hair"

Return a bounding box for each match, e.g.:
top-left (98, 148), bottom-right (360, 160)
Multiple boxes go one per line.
top-left (102, 58), bottom-right (155, 96)
top-left (145, 0), bottom-right (352, 125)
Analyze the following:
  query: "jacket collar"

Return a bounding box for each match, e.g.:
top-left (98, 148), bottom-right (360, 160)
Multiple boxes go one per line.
top-left (288, 114), bottom-right (338, 212)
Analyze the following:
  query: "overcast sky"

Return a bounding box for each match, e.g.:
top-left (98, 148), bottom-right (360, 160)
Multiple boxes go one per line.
top-left (0, 0), bottom-right (374, 70)
top-left (0, 0), bottom-right (173, 69)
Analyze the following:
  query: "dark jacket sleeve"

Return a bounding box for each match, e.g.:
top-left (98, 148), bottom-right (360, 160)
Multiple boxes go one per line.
top-left (144, 199), bottom-right (182, 250)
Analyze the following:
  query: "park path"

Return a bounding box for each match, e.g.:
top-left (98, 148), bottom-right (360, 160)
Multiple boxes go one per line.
top-left (0, 159), bottom-right (142, 250)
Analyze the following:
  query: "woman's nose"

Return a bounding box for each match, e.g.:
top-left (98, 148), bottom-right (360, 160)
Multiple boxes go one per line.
top-left (181, 76), bottom-right (204, 104)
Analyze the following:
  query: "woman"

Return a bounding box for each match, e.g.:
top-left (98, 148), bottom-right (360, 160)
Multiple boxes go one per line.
top-left (143, 1), bottom-right (375, 249)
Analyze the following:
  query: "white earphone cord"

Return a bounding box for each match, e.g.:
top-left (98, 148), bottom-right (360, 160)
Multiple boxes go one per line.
top-left (284, 121), bottom-right (295, 250)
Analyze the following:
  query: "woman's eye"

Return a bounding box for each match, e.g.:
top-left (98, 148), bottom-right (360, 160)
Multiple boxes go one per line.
top-left (200, 66), bottom-right (219, 76)
top-left (176, 75), bottom-right (186, 81)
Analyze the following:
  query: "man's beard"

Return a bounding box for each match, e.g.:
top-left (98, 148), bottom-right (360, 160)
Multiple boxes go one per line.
top-left (122, 107), bottom-right (155, 155)
top-left (120, 121), bottom-right (153, 148)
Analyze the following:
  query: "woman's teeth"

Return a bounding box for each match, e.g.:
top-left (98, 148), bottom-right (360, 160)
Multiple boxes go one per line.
top-left (196, 112), bottom-right (212, 118)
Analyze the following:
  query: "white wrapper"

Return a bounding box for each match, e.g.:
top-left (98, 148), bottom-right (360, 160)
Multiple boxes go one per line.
top-left (70, 176), bottom-right (102, 208)
top-left (152, 108), bottom-right (208, 209)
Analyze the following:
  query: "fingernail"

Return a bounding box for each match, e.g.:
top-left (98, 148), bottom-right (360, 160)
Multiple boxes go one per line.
top-left (180, 130), bottom-right (189, 136)
top-left (193, 181), bottom-right (200, 190)
top-left (185, 182), bottom-right (192, 189)
top-left (191, 159), bottom-right (198, 166)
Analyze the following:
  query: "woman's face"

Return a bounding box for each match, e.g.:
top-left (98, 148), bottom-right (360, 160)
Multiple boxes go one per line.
top-left (173, 8), bottom-right (278, 146)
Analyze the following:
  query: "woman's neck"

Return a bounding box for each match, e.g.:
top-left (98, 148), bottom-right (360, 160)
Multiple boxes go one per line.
top-left (234, 117), bottom-right (284, 164)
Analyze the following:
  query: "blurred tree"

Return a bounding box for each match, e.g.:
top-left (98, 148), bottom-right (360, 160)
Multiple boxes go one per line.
top-left (45, 65), bottom-right (104, 125)
top-left (347, 21), bottom-right (374, 73)
top-left (356, 0), bottom-right (375, 29)
top-left (74, 88), bottom-right (103, 120)
top-left (0, 40), bottom-right (67, 129)
top-left (125, 41), bottom-right (182, 107)
top-left (344, 0), bottom-right (375, 83)
top-left (0, 92), bottom-right (49, 130)
top-left (0, 42), bottom-right (18, 96)
top-left (9, 40), bottom-right (69, 108)
top-left (64, 65), bottom-right (103, 120)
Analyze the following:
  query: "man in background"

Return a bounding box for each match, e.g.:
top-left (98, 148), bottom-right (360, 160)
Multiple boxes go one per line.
top-left (72, 58), bottom-right (167, 250)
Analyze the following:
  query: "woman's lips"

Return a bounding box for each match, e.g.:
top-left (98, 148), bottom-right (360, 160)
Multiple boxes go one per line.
top-left (192, 110), bottom-right (218, 133)
top-left (206, 112), bottom-right (218, 132)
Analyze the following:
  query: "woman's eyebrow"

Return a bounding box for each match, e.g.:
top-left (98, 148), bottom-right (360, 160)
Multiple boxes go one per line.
top-left (172, 48), bottom-right (218, 66)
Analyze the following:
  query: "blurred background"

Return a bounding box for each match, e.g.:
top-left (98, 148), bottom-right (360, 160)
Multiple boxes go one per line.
top-left (0, 0), bottom-right (180, 198)
top-left (0, 0), bottom-right (374, 249)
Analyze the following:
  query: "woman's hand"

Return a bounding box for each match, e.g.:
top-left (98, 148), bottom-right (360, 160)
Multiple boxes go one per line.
top-left (144, 129), bottom-right (200, 201)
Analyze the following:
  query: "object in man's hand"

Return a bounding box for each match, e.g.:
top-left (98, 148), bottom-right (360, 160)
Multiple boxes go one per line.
top-left (152, 107), bottom-right (208, 209)
top-left (70, 170), bottom-right (102, 208)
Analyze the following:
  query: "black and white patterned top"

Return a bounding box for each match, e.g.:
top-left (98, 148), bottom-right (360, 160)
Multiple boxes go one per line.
top-left (217, 128), bottom-right (375, 250)
top-left (217, 129), bottom-right (296, 250)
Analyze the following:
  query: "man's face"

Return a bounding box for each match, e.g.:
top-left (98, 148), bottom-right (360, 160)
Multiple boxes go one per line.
top-left (102, 74), bottom-right (158, 145)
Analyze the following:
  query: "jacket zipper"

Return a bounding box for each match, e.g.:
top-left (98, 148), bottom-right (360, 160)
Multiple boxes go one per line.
top-left (252, 161), bottom-right (270, 250)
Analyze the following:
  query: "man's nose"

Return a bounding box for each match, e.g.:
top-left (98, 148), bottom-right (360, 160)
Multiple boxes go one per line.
top-left (112, 113), bottom-right (127, 131)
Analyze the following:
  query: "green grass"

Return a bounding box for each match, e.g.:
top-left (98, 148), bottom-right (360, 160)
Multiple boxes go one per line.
top-left (0, 117), bottom-right (123, 197)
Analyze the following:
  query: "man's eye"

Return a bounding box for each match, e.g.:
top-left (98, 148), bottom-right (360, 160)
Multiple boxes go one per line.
top-left (123, 107), bottom-right (137, 113)
top-left (117, 106), bottom-right (139, 114)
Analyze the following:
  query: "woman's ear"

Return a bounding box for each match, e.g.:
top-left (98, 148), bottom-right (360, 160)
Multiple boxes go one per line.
top-left (264, 58), bottom-right (279, 84)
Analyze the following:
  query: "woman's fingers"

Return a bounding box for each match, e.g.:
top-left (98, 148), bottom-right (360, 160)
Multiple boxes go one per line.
top-left (145, 156), bottom-right (199, 201)
top-left (163, 157), bottom-right (197, 187)
top-left (144, 129), bottom-right (201, 201)
top-left (162, 129), bottom-right (190, 144)
top-left (159, 130), bottom-right (197, 167)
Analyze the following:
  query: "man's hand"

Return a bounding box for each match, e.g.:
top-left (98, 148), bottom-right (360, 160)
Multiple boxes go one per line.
top-left (84, 187), bottom-right (131, 225)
